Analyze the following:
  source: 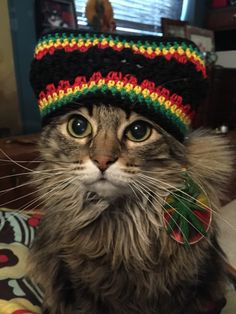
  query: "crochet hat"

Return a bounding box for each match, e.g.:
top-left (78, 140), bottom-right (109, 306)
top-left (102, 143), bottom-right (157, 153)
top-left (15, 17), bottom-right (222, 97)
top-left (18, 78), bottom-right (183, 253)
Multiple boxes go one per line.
top-left (30, 30), bottom-right (208, 141)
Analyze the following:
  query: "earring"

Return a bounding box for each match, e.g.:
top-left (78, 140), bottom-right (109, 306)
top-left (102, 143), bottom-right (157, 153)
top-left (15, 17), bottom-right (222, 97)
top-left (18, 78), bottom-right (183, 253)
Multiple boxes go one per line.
top-left (163, 170), bottom-right (212, 246)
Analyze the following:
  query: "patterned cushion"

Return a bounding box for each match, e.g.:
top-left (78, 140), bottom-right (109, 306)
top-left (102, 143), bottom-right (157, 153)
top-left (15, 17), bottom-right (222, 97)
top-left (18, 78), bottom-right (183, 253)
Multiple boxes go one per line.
top-left (0, 208), bottom-right (42, 314)
top-left (0, 208), bottom-right (235, 314)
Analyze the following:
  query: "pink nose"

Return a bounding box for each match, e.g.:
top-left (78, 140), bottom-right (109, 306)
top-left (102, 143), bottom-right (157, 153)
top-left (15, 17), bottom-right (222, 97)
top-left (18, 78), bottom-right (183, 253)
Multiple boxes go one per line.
top-left (92, 155), bottom-right (117, 172)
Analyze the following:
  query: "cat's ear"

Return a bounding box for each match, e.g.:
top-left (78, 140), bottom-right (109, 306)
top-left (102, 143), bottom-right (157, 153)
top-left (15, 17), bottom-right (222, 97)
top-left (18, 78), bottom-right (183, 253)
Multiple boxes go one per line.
top-left (185, 130), bottom-right (234, 200)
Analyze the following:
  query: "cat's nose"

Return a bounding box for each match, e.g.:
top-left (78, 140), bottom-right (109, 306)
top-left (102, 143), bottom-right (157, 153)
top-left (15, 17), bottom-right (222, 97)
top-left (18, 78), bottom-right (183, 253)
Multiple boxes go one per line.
top-left (92, 155), bottom-right (118, 172)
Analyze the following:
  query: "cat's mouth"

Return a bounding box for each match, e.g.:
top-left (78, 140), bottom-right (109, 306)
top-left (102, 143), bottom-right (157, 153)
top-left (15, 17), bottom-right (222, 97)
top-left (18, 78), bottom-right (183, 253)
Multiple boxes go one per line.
top-left (98, 177), bottom-right (106, 181)
top-left (86, 174), bottom-right (129, 199)
top-left (93, 175), bottom-right (118, 187)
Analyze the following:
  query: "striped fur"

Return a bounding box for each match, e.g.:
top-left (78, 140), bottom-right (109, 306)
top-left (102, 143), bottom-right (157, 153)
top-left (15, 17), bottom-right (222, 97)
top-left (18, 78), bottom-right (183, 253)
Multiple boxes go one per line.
top-left (28, 105), bottom-right (233, 314)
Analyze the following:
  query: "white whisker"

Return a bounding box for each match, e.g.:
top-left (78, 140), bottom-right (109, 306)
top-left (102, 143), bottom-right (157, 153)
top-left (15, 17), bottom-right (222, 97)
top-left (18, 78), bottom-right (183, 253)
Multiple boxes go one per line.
top-left (138, 173), bottom-right (236, 233)
top-left (3, 176), bottom-right (78, 222)
top-left (131, 180), bottom-right (182, 239)
top-left (138, 173), bottom-right (213, 213)
top-left (0, 175), bottom-right (74, 208)
top-left (0, 171), bottom-right (65, 195)
top-left (0, 158), bottom-right (42, 164)
top-left (0, 149), bottom-right (34, 172)
top-left (132, 179), bottom-right (198, 277)
top-left (0, 167), bottom-right (67, 181)
top-left (136, 177), bottom-right (210, 242)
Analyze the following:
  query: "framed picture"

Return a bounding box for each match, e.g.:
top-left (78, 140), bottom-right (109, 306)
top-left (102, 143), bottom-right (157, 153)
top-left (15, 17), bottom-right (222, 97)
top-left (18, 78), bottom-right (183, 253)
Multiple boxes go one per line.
top-left (186, 26), bottom-right (215, 52)
top-left (35, 0), bottom-right (77, 38)
top-left (161, 18), bottom-right (188, 39)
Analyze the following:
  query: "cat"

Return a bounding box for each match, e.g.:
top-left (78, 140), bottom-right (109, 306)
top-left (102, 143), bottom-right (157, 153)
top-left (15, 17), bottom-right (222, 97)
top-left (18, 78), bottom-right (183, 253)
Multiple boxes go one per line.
top-left (28, 103), bottom-right (233, 314)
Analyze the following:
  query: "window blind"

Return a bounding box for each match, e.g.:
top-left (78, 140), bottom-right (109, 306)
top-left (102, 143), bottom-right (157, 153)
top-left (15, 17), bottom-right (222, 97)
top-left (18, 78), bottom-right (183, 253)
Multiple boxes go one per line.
top-left (75, 0), bottom-right (185, 35)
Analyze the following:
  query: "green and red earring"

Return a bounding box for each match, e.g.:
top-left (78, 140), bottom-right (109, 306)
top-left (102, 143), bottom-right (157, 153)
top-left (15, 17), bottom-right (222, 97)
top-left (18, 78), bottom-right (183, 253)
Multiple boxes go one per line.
top-left (163, 171), bottom-right (212, 246)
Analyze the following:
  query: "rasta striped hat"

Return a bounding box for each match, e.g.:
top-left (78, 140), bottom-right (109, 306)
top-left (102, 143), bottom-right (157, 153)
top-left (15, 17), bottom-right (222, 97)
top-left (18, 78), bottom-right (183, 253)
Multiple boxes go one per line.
top-left (30, 30), bottom-right (208, 141)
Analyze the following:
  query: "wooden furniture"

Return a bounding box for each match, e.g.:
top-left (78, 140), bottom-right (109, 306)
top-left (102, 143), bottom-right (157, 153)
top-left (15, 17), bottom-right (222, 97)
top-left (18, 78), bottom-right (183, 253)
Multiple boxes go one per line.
top-left (0, 134), bottom-right (40, 209)
top-left (193, 6), bottom-right (236, 130)
top-left (207, 5), bottom-right (236, 50)
top-left (195, 67), bottom-right (236, 130)
top-left (208, 67), bottom-right (236, 129)
top-left (207, 5), bottom-right (236, 30)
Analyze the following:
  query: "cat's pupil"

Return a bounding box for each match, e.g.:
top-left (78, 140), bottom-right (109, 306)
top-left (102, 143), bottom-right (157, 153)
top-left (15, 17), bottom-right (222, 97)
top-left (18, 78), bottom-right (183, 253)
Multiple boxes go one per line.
top-left (67, 114), bottom-right (92, 138)
top-left (67, 114), bottom-right (93, 138)
top-left (129, 121), bottom-right (149, 140)
top-left (72, 117), bottom-right (87, 135)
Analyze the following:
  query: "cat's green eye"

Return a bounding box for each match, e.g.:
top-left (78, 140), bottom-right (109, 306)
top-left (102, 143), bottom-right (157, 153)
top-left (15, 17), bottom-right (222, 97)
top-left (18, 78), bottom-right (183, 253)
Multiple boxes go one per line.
top-left (125, 120), bottom-right (152, 142)
top-left (67, 115), bottom-right (92, 138)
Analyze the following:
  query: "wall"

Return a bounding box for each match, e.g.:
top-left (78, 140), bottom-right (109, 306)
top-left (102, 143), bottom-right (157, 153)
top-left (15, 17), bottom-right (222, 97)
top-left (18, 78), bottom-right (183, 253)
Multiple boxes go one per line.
top-left (8, 0), bottom-right (41, 134)
top-left (0, 0), bottom-right (22, 136)
top-left (216, 51), bottom-right (236, 68)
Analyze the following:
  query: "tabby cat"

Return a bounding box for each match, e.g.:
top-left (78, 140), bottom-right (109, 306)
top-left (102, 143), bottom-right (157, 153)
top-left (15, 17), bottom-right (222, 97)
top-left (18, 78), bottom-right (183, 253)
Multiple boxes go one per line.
top-left (28, 103), bottom-right (233, 314)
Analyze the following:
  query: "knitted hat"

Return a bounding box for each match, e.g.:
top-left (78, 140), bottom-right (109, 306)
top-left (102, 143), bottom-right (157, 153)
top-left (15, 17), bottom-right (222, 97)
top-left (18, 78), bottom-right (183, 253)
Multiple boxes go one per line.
top-left (30, 30), bottom-right (208, 141)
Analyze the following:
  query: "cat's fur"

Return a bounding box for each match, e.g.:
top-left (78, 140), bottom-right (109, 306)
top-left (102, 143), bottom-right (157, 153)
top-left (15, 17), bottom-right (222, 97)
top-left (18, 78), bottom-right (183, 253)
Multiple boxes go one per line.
top-left (28, 104), bottom-right (233, 314)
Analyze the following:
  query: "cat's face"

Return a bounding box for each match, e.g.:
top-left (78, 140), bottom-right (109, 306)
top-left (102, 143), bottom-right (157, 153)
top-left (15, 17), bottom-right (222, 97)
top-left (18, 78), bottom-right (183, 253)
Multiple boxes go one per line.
top-left (39, 105), bottom-right (185, 199)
